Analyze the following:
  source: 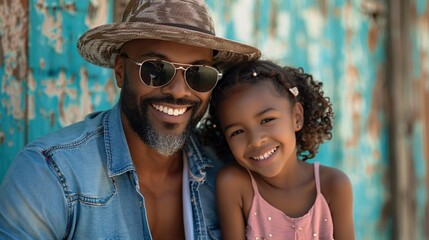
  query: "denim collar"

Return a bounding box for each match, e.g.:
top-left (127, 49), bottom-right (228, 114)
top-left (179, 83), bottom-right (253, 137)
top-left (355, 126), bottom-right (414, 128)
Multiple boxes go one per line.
top-left (184, 135), bottom-right (214, 182)
top-left (104, 103), bottom-right (213, 180)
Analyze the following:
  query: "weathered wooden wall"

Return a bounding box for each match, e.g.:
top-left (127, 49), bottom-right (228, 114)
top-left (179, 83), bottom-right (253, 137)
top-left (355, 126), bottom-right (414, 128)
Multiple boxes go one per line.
top-left (0, 0), bottom-right (427, 239)
top-left (0, 0), bottom-right (119, 178)
top-left (387, 0), bottom-right (429, 239)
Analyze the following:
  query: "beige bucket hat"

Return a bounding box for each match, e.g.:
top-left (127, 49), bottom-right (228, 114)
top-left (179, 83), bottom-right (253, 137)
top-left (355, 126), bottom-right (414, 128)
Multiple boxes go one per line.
top-left (77, 0), bottom-right (261, 69)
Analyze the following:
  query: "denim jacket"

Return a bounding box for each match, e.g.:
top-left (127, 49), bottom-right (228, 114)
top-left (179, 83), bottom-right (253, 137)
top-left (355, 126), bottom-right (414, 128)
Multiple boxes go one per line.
top-left (0, 103), bottom-right (222, 240)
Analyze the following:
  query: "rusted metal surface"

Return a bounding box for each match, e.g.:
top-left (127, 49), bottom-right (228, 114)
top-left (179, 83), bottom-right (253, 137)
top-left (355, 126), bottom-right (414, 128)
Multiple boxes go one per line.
top-left (0, 0), bottom-right (427, 239)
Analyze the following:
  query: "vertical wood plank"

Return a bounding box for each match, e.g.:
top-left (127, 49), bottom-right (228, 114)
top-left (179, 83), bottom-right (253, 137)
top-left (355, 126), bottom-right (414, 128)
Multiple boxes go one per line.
top-left (409, 0), bottom-right (428, 238)
top-left (0, 0), bottom-right (29, 180)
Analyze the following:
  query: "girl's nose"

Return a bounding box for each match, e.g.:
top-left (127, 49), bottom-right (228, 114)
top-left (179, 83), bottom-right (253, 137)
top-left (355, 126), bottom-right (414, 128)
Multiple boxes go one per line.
top-left (247, 131), bottom-right (267, 148)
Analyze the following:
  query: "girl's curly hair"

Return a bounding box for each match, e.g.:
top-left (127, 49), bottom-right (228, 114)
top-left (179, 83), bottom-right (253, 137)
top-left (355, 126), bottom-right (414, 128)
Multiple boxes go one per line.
top-left (198, 60), bottom-right (334, 161)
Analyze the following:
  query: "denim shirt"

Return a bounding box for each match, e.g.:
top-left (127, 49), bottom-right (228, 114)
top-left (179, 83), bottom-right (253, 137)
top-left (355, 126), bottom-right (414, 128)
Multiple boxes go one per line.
top-left (0, 103), bottom-right (222, 240)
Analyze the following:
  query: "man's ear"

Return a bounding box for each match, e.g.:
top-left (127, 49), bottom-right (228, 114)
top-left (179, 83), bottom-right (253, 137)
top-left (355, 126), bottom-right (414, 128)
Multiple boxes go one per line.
top-left (293, 102), bottom-right (304, 131)
top-left (114, 55), bottom-right (124, 88)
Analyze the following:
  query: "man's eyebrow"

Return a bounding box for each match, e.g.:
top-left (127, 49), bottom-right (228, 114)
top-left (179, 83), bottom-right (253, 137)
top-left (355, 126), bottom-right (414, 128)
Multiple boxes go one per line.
top-left (222, 108), bottom-right (277, 132)
top-left (138, 52), bottom-right (166, 59)
top-left (138, 52), bottom-right (212, 65)
top-left (192, 59), bottom-right (212, 65)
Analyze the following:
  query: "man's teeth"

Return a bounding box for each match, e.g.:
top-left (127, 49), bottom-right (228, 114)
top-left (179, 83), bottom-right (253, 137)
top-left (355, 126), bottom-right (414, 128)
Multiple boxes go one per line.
top-left (153, 104), bottom-right (187, 116)
top-left (252, 147), bottom-right (277, 161)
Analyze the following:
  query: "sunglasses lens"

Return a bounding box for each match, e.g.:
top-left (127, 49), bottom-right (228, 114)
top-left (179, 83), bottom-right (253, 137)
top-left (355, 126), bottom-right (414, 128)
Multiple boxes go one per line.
top-left (139, 59), bottom-right (219, 92)
top-left (185, 66), bottom-right (219, 92)
top-left (140, 60), bottom-right (175, 87)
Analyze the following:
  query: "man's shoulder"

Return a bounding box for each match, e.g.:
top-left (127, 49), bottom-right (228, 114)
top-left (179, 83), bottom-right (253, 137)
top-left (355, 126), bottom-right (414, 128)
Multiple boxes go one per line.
top-left (8, 108), bottom-right (118, 199)
top-left (11, 109), bottom-right (113, 180)
top-left (28, 109), bottom-right (110, 150)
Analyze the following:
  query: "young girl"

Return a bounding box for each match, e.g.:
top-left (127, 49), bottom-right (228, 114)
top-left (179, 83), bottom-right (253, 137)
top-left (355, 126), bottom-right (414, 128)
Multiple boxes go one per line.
top-left (199, 60), bottom-right (355, 239)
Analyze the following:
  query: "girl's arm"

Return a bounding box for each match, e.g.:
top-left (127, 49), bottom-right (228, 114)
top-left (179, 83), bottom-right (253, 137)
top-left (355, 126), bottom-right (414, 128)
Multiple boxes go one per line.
top-left (216, 165), bottom-right (248, 240)
top-left (324, 167), bottom-right (356, 240)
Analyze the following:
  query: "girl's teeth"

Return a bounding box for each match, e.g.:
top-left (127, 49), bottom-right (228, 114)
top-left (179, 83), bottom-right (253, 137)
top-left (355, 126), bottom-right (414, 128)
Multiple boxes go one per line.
top-left (252, 147), bottom-right (277, 161)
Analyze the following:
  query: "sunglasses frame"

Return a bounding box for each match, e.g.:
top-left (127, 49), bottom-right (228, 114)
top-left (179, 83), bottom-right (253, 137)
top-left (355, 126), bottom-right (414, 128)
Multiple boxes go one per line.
top-left (120, 54), bottom-right (222, 93)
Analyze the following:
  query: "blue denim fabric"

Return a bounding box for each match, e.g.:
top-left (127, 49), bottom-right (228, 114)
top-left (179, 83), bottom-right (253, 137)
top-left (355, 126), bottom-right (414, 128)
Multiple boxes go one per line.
top-left (0, 103), bottom-right (222, 240)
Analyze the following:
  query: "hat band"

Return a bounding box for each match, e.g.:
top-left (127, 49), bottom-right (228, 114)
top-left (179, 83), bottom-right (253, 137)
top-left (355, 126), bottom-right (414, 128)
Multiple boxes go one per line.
top-left (158, 23), bottom-right (215, 35)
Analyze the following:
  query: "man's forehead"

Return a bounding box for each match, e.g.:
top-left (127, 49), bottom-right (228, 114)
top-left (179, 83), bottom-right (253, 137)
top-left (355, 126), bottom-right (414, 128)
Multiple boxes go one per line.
top-left (121, 39), bottom-right (214, 64)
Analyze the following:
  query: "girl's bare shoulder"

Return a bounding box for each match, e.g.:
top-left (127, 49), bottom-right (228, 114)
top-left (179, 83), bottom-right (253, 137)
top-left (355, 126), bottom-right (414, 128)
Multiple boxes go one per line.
top-left (318, 164), bottom-right (353, 202)
top-left (217, 163), bottom-right (252, 187)
top-left (216, 163), bottom-right (254, 209)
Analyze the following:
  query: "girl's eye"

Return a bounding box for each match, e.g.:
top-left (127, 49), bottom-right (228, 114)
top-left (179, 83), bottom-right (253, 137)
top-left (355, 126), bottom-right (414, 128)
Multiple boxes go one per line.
top-left (261, 118), bottom-right (275, 124)
top-left (230, 129), bottom-right (244, 137)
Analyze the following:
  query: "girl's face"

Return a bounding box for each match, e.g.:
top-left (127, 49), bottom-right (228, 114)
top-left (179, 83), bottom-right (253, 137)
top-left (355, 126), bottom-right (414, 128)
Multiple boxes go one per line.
top-left (218, 80), bottom-right (303, 178)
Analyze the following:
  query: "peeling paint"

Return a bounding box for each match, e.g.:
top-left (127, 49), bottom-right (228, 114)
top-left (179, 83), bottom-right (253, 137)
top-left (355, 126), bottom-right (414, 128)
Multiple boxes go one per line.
top-left (302, 7), bottom-right (325, 38)
top-left (85, 0), bottom-right (109, 28)
top-left (0, 36), bottom-right (4, 67)
top-left (35, 2), bottom-right (64, 54)
top-left (368, 23), bottom-right (380, 52)
top-left (104, 77), bottom-right (118, 104)
top-left (0, 0), bottom-right (28, 120)
top-left (367, 66), bottom-right (385, 140)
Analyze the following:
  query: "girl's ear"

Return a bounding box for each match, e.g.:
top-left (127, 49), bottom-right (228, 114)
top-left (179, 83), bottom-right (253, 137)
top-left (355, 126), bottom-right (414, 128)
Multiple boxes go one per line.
top-left (293, 102), bottom-right (304, 131)
top-left (114, 55), bottom-right (125, 88)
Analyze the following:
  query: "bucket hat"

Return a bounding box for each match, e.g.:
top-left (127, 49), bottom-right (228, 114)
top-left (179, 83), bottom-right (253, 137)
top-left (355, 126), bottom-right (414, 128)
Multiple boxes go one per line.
top-left (77, 0), bottom-right (261, 69)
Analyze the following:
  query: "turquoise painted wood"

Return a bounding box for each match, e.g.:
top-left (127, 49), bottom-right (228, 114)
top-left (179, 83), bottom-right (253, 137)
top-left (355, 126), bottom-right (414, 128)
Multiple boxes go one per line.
top-left (0, 0), bottom-right (427, 239)
top-left (410, 0), bottom-right (428, 239)
top-left (27, 0), bottom-right (118, 141)
top-left (0, 0), bottom-right (118, 180)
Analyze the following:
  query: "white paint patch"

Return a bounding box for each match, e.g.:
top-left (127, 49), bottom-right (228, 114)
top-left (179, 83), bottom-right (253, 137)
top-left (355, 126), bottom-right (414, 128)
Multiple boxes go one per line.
top-left (277, 12), bottom-right (291, 40)
top-left (301, 7), bottom-right (325, 39)
top-left (342, 3), bottom-right (361, 30)
top-left (27, 69), bottom-right (36, 120)
top-left (0, 0), bottom-right (28, 120)
top-left (7, 80), bottom-right (24, 120)
top-left (86, 0), bottom-right (110, 28)
top-left (37, 4), bottom-right (64, 54)
top-left (79, 67), bottom-right (92, 119)
top-left (260, 36), bottom-right (285, 61)
top-left (232, 0), bottom-right (255, 44)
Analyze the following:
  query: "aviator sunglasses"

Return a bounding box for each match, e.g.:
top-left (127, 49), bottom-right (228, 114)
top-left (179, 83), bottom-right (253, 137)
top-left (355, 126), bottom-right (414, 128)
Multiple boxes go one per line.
top-left (120, 54), bottom-right (222, 93)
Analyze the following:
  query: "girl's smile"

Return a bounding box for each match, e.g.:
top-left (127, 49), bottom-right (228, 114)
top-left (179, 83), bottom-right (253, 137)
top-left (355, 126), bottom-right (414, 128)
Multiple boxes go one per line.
top-left (218, 80), bottom-right (303, 178)
top-left (248, 146), bottom-right (278, 161)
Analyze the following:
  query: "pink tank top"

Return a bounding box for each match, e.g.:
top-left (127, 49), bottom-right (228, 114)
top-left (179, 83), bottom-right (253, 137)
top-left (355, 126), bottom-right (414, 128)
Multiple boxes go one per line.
top-left (246, 162), bottom-right (334, 240)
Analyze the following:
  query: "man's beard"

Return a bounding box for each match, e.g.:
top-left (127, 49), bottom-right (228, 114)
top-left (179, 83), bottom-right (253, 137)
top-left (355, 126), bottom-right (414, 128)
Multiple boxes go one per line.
top-left (120, 74), bottom-right (203, 157)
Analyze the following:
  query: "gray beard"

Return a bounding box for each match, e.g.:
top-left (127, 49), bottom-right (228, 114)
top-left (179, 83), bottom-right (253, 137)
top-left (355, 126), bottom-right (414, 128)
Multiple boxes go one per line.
top-left (120, 72), bottom-right (196, 157)
top-left (143, 122), bottom-right (189, 157)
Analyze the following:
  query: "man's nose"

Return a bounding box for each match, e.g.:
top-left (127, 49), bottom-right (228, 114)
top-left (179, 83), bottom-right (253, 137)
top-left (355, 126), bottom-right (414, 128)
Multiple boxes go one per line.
top-left (160, 69), bottom-right (192, 99)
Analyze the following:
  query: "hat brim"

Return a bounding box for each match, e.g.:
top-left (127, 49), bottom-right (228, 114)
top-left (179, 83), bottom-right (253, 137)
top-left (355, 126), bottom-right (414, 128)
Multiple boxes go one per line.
top-left (77, 22), bottom-right (261, 69)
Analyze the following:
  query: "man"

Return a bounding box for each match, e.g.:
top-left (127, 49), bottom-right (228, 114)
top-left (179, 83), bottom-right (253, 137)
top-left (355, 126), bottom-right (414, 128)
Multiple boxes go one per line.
top-left (0, 0), bottom-right (260, 239)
